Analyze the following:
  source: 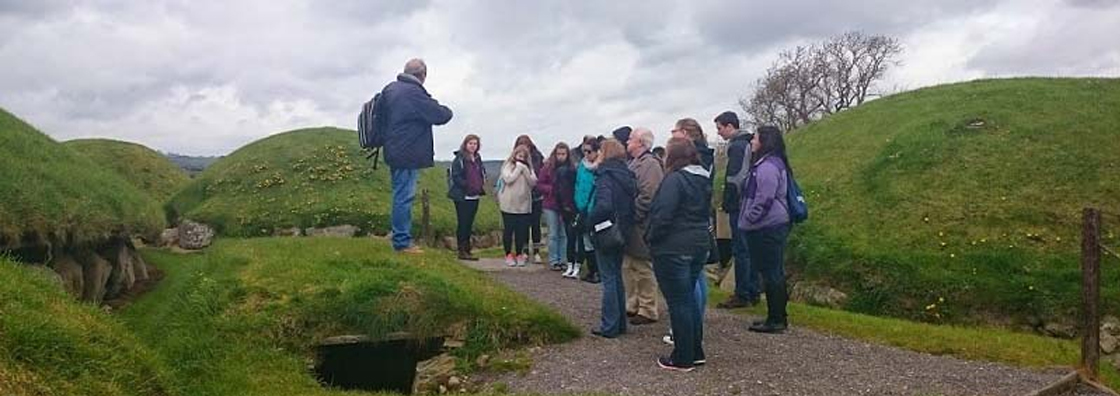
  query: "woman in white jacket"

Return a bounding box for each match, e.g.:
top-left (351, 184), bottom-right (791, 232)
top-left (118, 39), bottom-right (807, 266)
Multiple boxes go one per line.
top-left (498, 145), bottom-right (538, 266)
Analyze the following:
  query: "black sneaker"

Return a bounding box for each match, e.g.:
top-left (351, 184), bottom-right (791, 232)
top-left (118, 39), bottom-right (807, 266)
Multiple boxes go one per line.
top-left (748, 321), bottom-right (788, 334)
top-left (629, 315), bottom-right (657, 325)
top-left (656, 357), bottom-right (694, 372)
top-left (716, 296), bottom-right (754, 309)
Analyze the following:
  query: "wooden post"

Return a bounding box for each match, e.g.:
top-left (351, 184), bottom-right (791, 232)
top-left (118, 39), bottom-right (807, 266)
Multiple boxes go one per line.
top-left (1081, 207), bottom-right (1102, 380)
top-left (421, 189), bottom-right (432, 247)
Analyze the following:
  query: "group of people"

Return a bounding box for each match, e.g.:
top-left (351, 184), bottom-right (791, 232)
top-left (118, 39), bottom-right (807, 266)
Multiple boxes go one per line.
top-left (379, 58), bottom-right (796, 372)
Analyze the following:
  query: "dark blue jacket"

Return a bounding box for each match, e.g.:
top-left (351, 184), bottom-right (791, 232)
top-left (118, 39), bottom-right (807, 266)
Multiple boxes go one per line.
top-left (647, 165), bottom-right (713, 257)
top-left (589, 159), bottom-right (637, 249)
top-left (381, 74), bottom-right (453, 170)
top-left (722, 132), bottom-right (752, 213)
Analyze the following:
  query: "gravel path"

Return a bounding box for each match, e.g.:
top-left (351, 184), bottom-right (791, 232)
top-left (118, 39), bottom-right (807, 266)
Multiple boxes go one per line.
top-left (465, 258), bottom-right (1073, 396)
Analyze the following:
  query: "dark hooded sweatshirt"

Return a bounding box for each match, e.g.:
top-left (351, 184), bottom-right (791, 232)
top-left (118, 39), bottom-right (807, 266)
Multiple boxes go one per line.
top-left (646, 165), bottom-right (713, 257)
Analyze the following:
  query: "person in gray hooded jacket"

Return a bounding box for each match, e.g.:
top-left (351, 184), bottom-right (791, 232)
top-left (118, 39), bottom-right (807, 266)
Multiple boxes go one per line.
top-left (646, 137), bottom-right (713, 372)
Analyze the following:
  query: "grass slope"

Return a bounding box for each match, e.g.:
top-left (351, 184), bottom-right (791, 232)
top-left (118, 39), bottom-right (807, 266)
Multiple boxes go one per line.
top-left (0, 108), bottom-right (164, 247)
top-left (124, 238), bottom-right (578, 395)
top-left (168, 128), bottom-right (501, 238)
top-left (0, 257), bottom-right (175, 396)
top-left (784, 78), bottom-right (1120, 325)
top-left (64, 139), bottom-right (190, 203)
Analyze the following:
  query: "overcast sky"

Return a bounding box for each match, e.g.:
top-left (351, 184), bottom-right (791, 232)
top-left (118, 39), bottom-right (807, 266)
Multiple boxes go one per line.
top-left (1, 0), bottom-right (1117, 158)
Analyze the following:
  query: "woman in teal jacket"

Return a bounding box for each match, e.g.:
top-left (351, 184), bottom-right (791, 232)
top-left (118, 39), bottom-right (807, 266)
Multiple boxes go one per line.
top-left (569, 136), bottom-right (602, 283)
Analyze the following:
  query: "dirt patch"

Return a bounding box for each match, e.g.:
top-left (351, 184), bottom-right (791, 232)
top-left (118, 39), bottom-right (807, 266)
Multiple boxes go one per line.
top-left (104, 264), bottom-right (164, 311)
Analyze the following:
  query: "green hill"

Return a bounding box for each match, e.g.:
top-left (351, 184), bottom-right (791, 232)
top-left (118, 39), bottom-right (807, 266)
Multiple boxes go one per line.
top-left (64, 139), bottom-right (190, 202)
top-left (785, 78), bottom-right (1120, 326)
top-left (0, 256), bottom-right (174, 396)
top-left (0, 108), bottom-right (165, 248)
top-left (168, 127), bottom-right (501, 238)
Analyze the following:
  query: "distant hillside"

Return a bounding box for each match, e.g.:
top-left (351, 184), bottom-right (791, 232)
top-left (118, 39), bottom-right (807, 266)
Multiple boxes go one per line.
top-left (167, 128), bottom-right (502, 237)
top-left (64, 139), bottom-right (190, 202)
top-left (782, 77), bottom-right (1120, 326)
top-left (164, 153), bottom-right (222, 177)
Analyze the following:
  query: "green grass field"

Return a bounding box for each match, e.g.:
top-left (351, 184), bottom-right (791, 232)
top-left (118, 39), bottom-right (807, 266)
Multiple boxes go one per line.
top-left (167, 128), bottom-right (502, 238)
top-left (0, 256), bottom-right (175, 396)
top-left (64, 139), bottom-right (190, 203)
top-left (777, 78), bottom-right (1120, 326)
top-left (121, 237), bottom-right (578, 395)
top-left (0, 108), bottom-right (165, 247)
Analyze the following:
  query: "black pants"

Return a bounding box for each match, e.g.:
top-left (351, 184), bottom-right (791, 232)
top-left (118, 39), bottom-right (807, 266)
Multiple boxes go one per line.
top-left (530, 200), bottom-right (543, 245)
top-left (502, 212), bottom-right (531, 256)
top-left (745, 224), bottom-right (792, 325)
top-left (454, 200), bottom-right (479, 252)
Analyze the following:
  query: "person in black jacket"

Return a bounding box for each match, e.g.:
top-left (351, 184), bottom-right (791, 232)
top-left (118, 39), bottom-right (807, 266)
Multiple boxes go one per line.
top-left (381, 58), bottom-right (454, 254)
top-left (447, 134), bottom-right (486, 261)
top-left (588, 139), bottom-right (637, 338)
top-left (713, 111), bottom-right (760, 309)
top-left (646, 137), bottom-right (712, 372)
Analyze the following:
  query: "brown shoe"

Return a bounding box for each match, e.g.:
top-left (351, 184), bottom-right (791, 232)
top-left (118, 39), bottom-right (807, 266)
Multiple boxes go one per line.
top-left (716, 296), bottom-right (753, 309)
top-left (629, 315), bottom-right (657, 325)
top-left (398, 246), bottom-right (425, 255)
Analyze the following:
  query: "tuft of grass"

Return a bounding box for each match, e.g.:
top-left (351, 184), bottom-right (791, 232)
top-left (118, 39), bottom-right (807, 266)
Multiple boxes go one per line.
top-left (122, 237), bottom-right (579, 395)
top-left (64, 138), bottom-right (190, 203)
top-left (166, 128), bottom-right (502, 238)
top-left (0, 108), bottom-right (165, 248)
top-left (0, 256), bottom-right (176, 396)
top-left (778, 78), bottom-right (1120, 325)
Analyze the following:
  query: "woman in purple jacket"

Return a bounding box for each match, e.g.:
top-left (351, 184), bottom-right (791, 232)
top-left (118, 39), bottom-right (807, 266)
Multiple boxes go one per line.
top-left (538, 143), bottom-right (577, 271)
top-left (739, 125), bottom-right (793, 334)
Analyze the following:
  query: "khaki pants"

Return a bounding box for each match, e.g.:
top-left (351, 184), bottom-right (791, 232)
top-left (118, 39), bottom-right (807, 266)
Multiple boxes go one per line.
top-left (623, 254), bottom-right (659, 320)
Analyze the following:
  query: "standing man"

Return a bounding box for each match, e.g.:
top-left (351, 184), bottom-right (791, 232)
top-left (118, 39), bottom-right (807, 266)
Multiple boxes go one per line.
top-left (624, 127), bottom-right (664, 325)
top-left (382, 58), bottom-right (454, 254)
top-left (713, 111), bottom-right (760, 308)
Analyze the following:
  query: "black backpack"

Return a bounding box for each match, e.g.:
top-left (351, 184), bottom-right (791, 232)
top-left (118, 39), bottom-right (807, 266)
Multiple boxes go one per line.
top-left (357, 91), bottom-right (387, 168)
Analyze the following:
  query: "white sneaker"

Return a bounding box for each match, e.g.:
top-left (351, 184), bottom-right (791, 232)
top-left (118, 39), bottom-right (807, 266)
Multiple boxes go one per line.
top-left (662, 334), bottom-right (674, 346)
top-left (569, 263), bottom-right (581, 278)
top-left (533, 253), bottom-right (543, 264)
top-left (562, 264), bottom-right (575, 278)
top-left (517, 254), bottom-right (529, 267)
top-left (505, 254), bottom-right (516, 267)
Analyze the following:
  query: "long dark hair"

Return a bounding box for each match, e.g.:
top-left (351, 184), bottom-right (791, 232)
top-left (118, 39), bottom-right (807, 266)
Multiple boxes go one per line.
top-left (754, 125), bottom-right (791, 174)
top-left (459, 134), bottom-right (481, 161)
top-left (664, 137), bottom-right (700, 173)
top-left (545, 142), bottom-right (574, 171)
top-left (514, 134), bottom-right (544, 167)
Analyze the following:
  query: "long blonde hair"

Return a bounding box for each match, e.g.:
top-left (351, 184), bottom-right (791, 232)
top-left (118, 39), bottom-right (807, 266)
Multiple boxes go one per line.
top-left (506, 145), bottom-right (530, 166)
top-left (675, 118), bottom-right (706, 143)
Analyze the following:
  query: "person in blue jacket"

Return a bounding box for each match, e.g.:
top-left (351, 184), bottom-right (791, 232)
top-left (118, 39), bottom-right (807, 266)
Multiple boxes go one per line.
top-left (588, 139), bottom-right (637, 338)
top-left (569, 136), bottom-right (602, 282)
top-left (380, 58), bottom-right (453, 254)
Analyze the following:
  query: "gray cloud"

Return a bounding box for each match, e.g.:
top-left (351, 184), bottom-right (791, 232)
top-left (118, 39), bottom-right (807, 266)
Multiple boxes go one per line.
top-left (0, 0), bottom-right (1116, 157)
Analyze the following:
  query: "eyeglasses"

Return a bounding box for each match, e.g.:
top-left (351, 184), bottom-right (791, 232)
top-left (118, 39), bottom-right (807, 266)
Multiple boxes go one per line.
top-left (582, 149), bottom-right (593, 154)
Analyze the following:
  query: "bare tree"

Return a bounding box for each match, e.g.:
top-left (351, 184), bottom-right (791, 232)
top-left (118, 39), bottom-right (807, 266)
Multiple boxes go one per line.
top-left (741, 31), bottom-right (902, 131)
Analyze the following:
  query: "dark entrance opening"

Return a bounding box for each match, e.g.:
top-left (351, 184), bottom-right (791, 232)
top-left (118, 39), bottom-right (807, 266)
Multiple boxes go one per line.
top-left (313, 333), bottom-right (444, 394)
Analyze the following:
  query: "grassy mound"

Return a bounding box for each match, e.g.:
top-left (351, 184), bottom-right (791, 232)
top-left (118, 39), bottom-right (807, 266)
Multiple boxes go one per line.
top-left (124, 238), bottom-right (577, 395)
top-left (168, 128), bottom-right (501, 238)
top-left (64, 139), bottom-right (190, 202)
top-left (0, 108), bottom-right (164, 248)
top-left (0, 256), bottom-right (174, 396)
top-left (784, 78), bottom-right (1120, 325)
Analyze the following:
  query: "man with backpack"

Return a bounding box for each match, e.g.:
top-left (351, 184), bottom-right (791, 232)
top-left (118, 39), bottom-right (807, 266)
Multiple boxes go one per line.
top-left (375, 58), bottom-right (454, 254)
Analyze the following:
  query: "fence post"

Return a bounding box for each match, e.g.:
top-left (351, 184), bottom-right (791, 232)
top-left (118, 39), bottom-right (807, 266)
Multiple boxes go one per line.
top-left (421, 189), bottom-right (432, 247)
top-left (1081, 207), bottom-right (1102, 380)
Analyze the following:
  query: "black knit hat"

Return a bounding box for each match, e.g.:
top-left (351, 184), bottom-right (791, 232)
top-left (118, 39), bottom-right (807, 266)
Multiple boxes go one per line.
top-left (611, 126), bottom-right (632, 144)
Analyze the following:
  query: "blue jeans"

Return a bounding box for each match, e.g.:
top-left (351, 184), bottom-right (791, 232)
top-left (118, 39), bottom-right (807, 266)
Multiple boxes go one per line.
top-left (654, 250), bottom-right (707, 365)
top-left (390, 168), bottom-right (419, 250)
top-left (729, 210), bottom-right (760, 301)
top-left (544, 209), bottom-right (567, 265)
top-left (694, 271), bottom-right (708, 323)
top-left (596, 249), bottom-right (626, 337)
